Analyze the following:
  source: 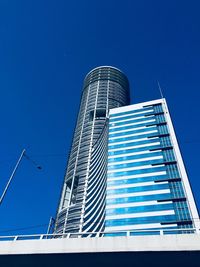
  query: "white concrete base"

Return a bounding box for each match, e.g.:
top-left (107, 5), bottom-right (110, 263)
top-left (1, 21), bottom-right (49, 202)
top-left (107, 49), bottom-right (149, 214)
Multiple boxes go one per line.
top-left (0, 234), bottom-right (199, 255)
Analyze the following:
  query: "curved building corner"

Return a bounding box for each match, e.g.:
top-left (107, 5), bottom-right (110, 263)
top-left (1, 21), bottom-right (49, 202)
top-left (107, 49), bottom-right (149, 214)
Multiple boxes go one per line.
top-left (54, 66), bottom-right (130, 235)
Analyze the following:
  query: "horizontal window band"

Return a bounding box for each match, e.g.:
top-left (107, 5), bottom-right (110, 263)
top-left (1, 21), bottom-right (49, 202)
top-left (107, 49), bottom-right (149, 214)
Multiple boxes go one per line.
top-left (109, 129), bottom-right (158, 140)
top-left (161, 220), bottom-right (192, 226)
top-left (118, 228), bottom-right (189, 236)
top-left (106, 193), bottom-right (172, 205)
top-left (106, 200), bottom-right (170, 209)
top-left (109, 115), bottom-right (150, 125)
top-left (109, 114), bottom-right (146, 122)
top-left (105, 210), bottom-right (175, 220)
top-left (108, 145), bottom-right (162, 156)
top-left (155, 178), bottom-right (181, 183)
top-left (109, 126), bottom-right (157, 138)
top-left (104, 223), bottom-right (178, 232)
top-left (151, 161), bottom-right (177, 166)
top-left (109, 132), bottom-right (160, 144)
top-left (149, 146), bottom-right (173, 152)
top-left (107, 184), bottom-right (169, 196)
top-left (146, 122), bottom-right (167, 127)
top-left (108, 139), bottom-right (160, 150)
top-left (108, 143), bottom-right (161, 154)
top-left (105, 215), bottom-right (176, 226)
top-left (108, 138), bottom-right (152, 148)
top-left (109, 108), bottom-right (154, 118)
top-left (106, 190), bottom-right (171, 201)
top-left (144, 112), bottom-right (164, 117)
top-left (177, 221), bottom-right (193, 226)
top-left (106, 203), bottom-right (174, 216)
top-left (109, 117), bottom-right (156, 127)
top-left (157, 197), bottom-right (186, 203)
top-left (109, 121), bottom-right (156, 132)
top-left (108, 176), bottom-right (168, 186)
top-left (108, 159), bottom-right (164, 170)
top-left (143, 103), bottom-right (162, 108)
top-left (108, 158), bottom-right (164, 171)
top-left (107, 171), bottom-right (167, 182)
top-left (109, 122), bottom-right (158, 133)
top-left (107, 166), bottom-right (166, 178)
top-left (148, 133), bottom-right (169, 139)
top-left (108, 151), bottom-right (163, 163)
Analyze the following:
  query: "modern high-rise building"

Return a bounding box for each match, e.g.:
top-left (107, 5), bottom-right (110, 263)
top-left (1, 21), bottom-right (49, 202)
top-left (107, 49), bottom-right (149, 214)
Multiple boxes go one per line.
top-left (54, 66), bottom-right (130, 234)
top-left (55, 66), bottom-right (199, 236)
top-left (105, 99), bottom-right (200, 235)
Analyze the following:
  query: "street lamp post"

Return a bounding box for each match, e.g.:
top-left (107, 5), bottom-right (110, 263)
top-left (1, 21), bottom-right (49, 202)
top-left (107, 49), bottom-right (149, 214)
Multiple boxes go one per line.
top-left (0, 149), bottom-right (42, 206)
top-left (0, 149), bottom-right (26, 206)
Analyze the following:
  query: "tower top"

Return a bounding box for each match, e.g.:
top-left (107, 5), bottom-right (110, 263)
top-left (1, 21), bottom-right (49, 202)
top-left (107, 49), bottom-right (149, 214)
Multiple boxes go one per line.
top-left (83, 66), bottom-right (129, 92)
top-left (86, 65), bottom-right (124, 76)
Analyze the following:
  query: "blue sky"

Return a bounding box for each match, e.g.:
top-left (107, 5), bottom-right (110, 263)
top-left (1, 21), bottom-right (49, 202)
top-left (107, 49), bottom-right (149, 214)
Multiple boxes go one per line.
top-left (0, 0), bottom-right (200, 235)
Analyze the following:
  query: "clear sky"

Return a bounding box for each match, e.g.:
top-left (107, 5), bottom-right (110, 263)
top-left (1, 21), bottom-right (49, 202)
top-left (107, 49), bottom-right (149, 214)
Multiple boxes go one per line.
top-left (0, 0), bottom-right (200, 235)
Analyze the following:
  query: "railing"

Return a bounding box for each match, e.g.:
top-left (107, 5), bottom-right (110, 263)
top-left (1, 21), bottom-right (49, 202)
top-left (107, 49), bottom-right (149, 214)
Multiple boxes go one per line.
top-left (0, 228), bottom-right (199, 242)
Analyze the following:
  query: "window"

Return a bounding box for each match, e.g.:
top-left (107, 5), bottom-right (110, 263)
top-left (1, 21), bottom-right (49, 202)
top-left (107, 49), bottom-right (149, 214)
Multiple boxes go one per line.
top-left (70, 175), bottom-right (80, 205)
top-left (89, 109), bottom-right (106, 121)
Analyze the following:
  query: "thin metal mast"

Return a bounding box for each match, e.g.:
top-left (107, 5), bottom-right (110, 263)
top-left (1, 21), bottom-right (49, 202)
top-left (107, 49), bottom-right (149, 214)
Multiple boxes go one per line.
top-left (0, 149), bottom-right (42, 206)
top-left (0, 149), bottom-right (26, 205)
top-left (157, 81), bottom-right (164, 99)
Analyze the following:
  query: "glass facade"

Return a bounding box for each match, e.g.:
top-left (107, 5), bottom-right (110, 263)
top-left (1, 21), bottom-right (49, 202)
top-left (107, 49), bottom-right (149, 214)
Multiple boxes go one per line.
top-left (105, 99), bottom-right (199, 235)
top-left (55, 66), bottom-right (199, 237)
top-left (54, 66), bottom-right (130, 235)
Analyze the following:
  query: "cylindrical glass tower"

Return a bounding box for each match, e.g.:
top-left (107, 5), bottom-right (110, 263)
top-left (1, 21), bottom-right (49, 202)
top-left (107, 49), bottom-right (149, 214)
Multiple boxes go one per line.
top-left (54, 66), bottom-right (130, 234)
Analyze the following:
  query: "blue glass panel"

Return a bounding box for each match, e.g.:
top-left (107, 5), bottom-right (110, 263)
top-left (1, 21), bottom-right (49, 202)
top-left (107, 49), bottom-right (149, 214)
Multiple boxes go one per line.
top-left (107, 175), bottom-right (168, 186)
top-left (106, 203), bottom-right (174, 215)
top-left (108, 144), bottom-right (161, 156)
top-left (107, 183), bottom-right (169, 195)
top-left (106, 193), bottom-right (172, 204)
top-left (108, 158), bottom-right (164, 170)
top-left (105, 215), bottom-right (176, 226)
top-left (163, 229), bottom-right (194, 235)
top-left (108, 138), bottom-right (160, 150)
top-left (110, 117), bottom-right (156, 127)
top-left (130, 231), bottom-right (160, 236)
top-left (110, 107), bottom-right (153, 118)
top-left (109, 126), bottom-right (157, 138)
top-left (109, 132), bottom-right (159, 143)
top-left (109, 121), bottom-right (158, 132)
top-left (110, 113), bottom-right (155, 123)
top-left (108, 151), bottom-right (163, 163)
top-left (104, 226), bottom-right (185, 237)
top-left (107, 166), bottom-right (166, 178)
top-left (104, 232), bottom-right (127, 237)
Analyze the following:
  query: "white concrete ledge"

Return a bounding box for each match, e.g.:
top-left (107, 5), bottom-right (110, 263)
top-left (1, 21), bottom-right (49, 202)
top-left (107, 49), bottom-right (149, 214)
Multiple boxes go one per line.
top-left (0, 234), bottom-right (200, 255)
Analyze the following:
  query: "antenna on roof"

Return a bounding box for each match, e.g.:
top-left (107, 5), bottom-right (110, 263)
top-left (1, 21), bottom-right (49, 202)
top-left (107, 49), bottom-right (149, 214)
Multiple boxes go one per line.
top-left (157, 81), bottom-right (164, 99)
